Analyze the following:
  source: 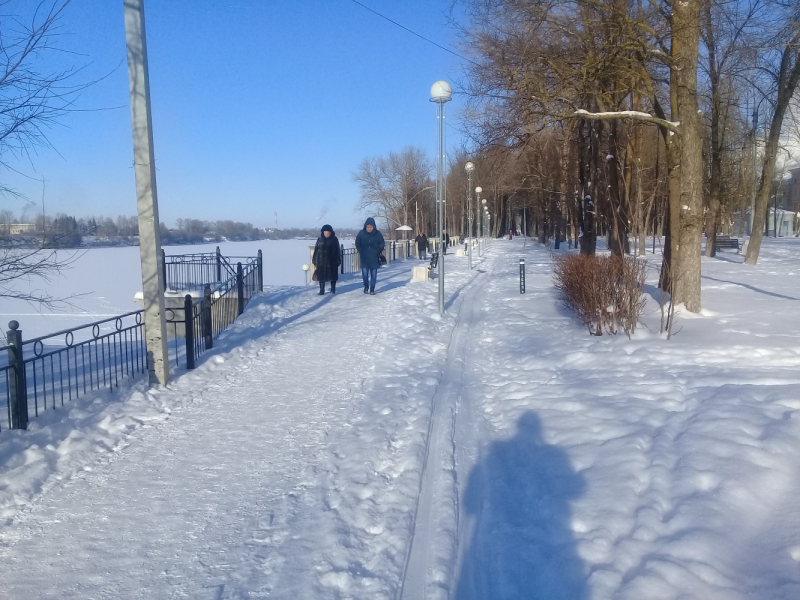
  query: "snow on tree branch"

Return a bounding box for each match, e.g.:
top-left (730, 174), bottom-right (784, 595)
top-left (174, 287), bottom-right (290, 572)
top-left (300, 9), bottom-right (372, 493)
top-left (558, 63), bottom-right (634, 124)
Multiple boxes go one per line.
top-left (572, 109), bottom-right (680, 133)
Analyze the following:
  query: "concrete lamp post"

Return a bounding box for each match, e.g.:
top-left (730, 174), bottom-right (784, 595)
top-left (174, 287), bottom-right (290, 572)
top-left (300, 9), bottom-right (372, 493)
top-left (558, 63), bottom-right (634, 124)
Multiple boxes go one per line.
top-left (430, 80), bottom-right (452, 315)
top-left (465, 162), bottom-right (475, 269)
top-left (302, 263), bottom-right (310, 286)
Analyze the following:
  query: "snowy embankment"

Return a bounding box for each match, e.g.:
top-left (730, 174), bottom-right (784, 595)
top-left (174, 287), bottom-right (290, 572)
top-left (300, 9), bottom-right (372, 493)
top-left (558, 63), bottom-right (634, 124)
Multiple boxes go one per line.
top-left (1, 238), bottom-right (800, 599)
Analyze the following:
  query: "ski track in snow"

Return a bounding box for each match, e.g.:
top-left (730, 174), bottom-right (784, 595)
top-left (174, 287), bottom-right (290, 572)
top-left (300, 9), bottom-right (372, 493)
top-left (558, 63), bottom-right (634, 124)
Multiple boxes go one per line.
top-left (1, 238), bottom-right (800, 599)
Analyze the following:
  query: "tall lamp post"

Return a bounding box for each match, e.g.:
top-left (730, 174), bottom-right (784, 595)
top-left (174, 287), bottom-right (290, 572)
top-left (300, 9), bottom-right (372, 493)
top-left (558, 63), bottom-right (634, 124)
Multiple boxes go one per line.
top-left (431, 80), bottom-right (452, 315)
top-left (482, 197), bottom-right (487, 240)
top-left (465, 162), bottom-right (475, 269)
top-left (476, 186), bottom-right (482, 256)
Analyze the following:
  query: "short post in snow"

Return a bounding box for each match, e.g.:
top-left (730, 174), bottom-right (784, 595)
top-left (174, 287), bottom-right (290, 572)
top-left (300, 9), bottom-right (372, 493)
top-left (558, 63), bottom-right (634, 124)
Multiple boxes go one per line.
top-left (519, 259), bottom-right (526, 294)
top-left (6, 320), bottom-right (28, 430)
top-left (302, 264), bottom-right (310, 285)
top-left (236, 262), bottom-right (244, 316)
top-left (257, 249), bottom-right (263, 292)
top-left (202, 284), bottom-right (213, 350)
top-left (184, 295), bottom-right (195, 370)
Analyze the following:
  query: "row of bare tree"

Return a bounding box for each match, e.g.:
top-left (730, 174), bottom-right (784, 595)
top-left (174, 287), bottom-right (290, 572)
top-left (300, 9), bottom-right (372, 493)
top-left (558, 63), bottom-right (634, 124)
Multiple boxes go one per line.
top-left (446, 0), bottom-right (800, 313)
top-left (356, 0), bottom-right (800, 313)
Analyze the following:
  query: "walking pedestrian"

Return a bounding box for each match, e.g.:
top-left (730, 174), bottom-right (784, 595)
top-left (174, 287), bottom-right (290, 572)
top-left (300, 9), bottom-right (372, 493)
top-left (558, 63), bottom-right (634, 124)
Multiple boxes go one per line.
top-left (312, 224), bottom-right (341, 295)
top-left (442, 229), bottom-right (450, 255)
top-left (355, 217), bottom-right (385, 295)
top-left (415, 232), bottom-right (429, 260)
top-left (509, 229), bottom-right (514, 239)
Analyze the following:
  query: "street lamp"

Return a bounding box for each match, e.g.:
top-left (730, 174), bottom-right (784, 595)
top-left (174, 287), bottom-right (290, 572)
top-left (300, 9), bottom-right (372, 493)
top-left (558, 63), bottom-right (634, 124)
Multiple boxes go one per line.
top-left (482, 198), bottom-right (487, 240)
top-left (465, 162), bottom-right (475, 269)
top-left (431, 80), bottom-right (452, 315)
top-left (476, 186), bottom-right (482, 255)
top-left (408, 185), bottom-right (434, 234)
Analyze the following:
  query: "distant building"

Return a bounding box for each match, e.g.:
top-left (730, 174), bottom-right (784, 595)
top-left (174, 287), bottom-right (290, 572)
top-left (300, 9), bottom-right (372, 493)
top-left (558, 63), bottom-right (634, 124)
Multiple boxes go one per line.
top-left (9, 223), bottom-right (36, 235)
top-left (732, 208), bottom-right (797, 237)
top-left (788, 167), bottom-right (800, 213)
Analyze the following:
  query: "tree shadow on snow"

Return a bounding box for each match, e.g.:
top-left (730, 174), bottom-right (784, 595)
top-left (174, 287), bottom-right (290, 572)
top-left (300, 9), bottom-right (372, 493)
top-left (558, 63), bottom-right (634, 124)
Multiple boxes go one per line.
top-left (455, 411), bottom-right (588, 600)
top-left (700, 275), bottom-right (800, 301)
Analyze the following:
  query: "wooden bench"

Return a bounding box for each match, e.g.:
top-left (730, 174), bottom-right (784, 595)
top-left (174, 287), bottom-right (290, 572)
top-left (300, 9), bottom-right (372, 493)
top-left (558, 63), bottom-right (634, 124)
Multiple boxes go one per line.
top-left (714, 236), bottom-right (740, 251)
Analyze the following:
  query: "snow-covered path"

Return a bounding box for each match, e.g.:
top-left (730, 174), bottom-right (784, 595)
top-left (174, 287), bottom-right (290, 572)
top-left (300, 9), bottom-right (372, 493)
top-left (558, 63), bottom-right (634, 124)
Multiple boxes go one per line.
top-left (2, 239), bottom-right (800, 599)
top-left (0, 258), bottom-right (481, 599)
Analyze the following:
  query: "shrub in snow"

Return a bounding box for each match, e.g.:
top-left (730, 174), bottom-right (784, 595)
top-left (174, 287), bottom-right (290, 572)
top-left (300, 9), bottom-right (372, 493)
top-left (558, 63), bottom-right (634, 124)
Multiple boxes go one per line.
top-left (552, 254), bottom-right (646, 336)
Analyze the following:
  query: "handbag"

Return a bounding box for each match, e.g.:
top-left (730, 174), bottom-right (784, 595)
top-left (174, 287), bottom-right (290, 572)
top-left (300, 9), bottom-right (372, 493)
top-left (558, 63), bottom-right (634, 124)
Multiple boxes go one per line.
top-left (378, 251), bottom-right (387, 266)
top-left (312, 270), bottom-right (318, 281)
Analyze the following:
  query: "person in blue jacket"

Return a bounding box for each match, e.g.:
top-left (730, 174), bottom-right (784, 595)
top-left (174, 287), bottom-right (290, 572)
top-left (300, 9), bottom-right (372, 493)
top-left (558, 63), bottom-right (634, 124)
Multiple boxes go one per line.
top-left (355, 217), bottom-right (385, 295)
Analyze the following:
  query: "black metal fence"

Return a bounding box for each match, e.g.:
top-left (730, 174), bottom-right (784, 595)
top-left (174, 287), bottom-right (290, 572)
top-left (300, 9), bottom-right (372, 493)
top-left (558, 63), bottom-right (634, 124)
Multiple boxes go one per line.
top-left (165, 259), bottom-right (261, 370)
top-left (1, 311), bottom-right (146, 432)
top-left (1, 251), bottom-right (263, 432)
top-left (162, 246), bottom-right (262, 292)
top-left (341, 247), bottom-right (359, 274)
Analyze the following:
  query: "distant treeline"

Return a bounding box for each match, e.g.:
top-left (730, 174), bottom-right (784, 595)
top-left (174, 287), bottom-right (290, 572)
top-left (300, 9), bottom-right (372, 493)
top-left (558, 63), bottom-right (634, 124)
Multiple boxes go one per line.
top-left (0, 212), bottom-right (360, 248)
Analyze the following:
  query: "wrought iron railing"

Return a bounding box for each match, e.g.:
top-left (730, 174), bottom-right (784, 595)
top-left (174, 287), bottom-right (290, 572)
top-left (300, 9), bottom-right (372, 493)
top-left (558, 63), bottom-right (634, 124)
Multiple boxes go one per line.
top-left (0, 311), bottom-right (146, 432)
top-left (162, 246), bottom-right (262, 292)
top-left (1, 252), bottom-right (263, 432)
top-left (341, 247), bottom-right (359, 274)
top-left (165, 260), bottom-right (261, 370)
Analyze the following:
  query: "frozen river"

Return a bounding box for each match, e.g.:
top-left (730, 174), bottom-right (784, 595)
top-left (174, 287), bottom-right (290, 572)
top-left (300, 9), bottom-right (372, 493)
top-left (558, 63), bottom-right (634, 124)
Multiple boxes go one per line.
top-left (1, 239), bottom-right (348, 341)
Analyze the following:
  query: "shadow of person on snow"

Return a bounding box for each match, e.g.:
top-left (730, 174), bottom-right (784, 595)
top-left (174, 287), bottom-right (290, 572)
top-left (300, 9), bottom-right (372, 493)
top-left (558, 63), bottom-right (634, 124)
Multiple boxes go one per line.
top-left (455, 411), bottom-right (587, 600)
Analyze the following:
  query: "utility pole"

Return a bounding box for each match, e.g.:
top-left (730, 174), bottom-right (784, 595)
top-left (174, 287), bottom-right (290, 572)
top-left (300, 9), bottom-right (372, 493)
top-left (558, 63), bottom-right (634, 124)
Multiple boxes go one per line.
top-left (124, 0), bottom-right (169, 385)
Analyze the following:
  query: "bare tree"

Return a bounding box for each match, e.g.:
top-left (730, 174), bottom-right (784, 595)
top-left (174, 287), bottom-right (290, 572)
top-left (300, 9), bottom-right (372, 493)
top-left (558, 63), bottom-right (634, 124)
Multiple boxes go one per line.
top-left (0, 1), bottom-right (95, 306)
top-left (353, 146), bottom-right (433, 233)
top-left (745, 3), bottom-right (800, 264)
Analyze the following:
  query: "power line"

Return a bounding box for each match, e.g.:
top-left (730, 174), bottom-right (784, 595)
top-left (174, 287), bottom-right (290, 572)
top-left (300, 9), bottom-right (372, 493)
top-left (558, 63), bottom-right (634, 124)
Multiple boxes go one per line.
top-left (349, 0), bottom-right (479, 66)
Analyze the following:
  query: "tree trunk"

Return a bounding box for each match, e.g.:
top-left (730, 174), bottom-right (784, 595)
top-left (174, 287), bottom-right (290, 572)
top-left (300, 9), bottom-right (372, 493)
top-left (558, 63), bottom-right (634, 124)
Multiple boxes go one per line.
top-left (671, 0), bottom-right (704, 312)
top-left (745, 39), bottom-right (800, 264)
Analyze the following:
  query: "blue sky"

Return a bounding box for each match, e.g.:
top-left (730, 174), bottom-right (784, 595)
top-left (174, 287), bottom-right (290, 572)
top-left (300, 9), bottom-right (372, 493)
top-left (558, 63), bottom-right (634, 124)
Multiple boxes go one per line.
top-left (0, 0), bottom-right (468, 229)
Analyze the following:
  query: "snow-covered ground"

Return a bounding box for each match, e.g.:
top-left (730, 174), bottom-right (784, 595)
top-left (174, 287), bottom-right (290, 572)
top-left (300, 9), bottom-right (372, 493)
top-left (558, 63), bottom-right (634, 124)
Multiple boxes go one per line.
top-left (1, 238), bottom-right (799, 599)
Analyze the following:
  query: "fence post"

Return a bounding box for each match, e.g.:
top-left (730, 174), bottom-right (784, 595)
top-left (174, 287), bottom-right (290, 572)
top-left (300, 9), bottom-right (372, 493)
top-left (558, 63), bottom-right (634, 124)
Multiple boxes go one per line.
top-left (6, 321), bottom-right (27, 430)
top-left (216, 246), bottom-right (222, 282)
top-left (202, 284), bottom-right (213, 350)
top-left (184, 295), bottom-right (195, 369)
top-left (161, 249), bottom-right (167, 290)
top-left (341, 244), bottom-right (345, 275)
top-left (257, 249), bottom-right (263, 292)
top-left (520, 259), bottom-right (526, 294)
top-left (237, 262), bottom-right (244, 316)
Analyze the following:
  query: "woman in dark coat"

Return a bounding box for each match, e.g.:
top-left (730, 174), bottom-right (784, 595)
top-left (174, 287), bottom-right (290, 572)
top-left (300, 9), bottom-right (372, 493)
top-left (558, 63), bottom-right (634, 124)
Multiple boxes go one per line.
top-left (354, 217), bottom-right (385, 295)
top-left (312, 224), bottom-right (341, 294)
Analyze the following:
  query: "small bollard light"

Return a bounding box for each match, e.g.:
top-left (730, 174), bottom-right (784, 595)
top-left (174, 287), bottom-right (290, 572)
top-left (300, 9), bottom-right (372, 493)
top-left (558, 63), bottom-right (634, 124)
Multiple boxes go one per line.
top-left (302, 263), bottom-right (310, 286)
top-left (520, 258), bottom-right (525, 294)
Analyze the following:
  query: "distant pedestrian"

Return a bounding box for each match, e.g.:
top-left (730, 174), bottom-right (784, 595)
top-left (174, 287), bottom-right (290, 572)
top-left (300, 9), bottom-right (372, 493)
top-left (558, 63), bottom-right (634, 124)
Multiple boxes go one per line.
top-left (355, 217), bottom-right (385, 295)
top-left (312, 224), bottom-right (341, 295)
top-left (509, 229), bottom-right (514, 239)
top-left (415, 232), bottom-right (429, 260)
top-left (442, 229), bottom-right (450, 255)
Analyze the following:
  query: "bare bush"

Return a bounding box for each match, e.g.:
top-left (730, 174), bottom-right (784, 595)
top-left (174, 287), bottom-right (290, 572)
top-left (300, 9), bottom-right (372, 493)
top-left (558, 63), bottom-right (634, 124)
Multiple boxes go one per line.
top-left (552, 254), bottom-right (647, 336)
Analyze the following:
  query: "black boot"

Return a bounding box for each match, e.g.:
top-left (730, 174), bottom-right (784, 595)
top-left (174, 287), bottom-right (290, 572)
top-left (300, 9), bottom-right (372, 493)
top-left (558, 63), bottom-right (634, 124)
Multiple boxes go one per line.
top-left (318, 282), bottom-right (325, 295)
top-left (331, 282), bottom-right (336, 294)
top-left (364, 284), bottom-right (369, 294)
top-left (369, 286), bottom-right (375, 295)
